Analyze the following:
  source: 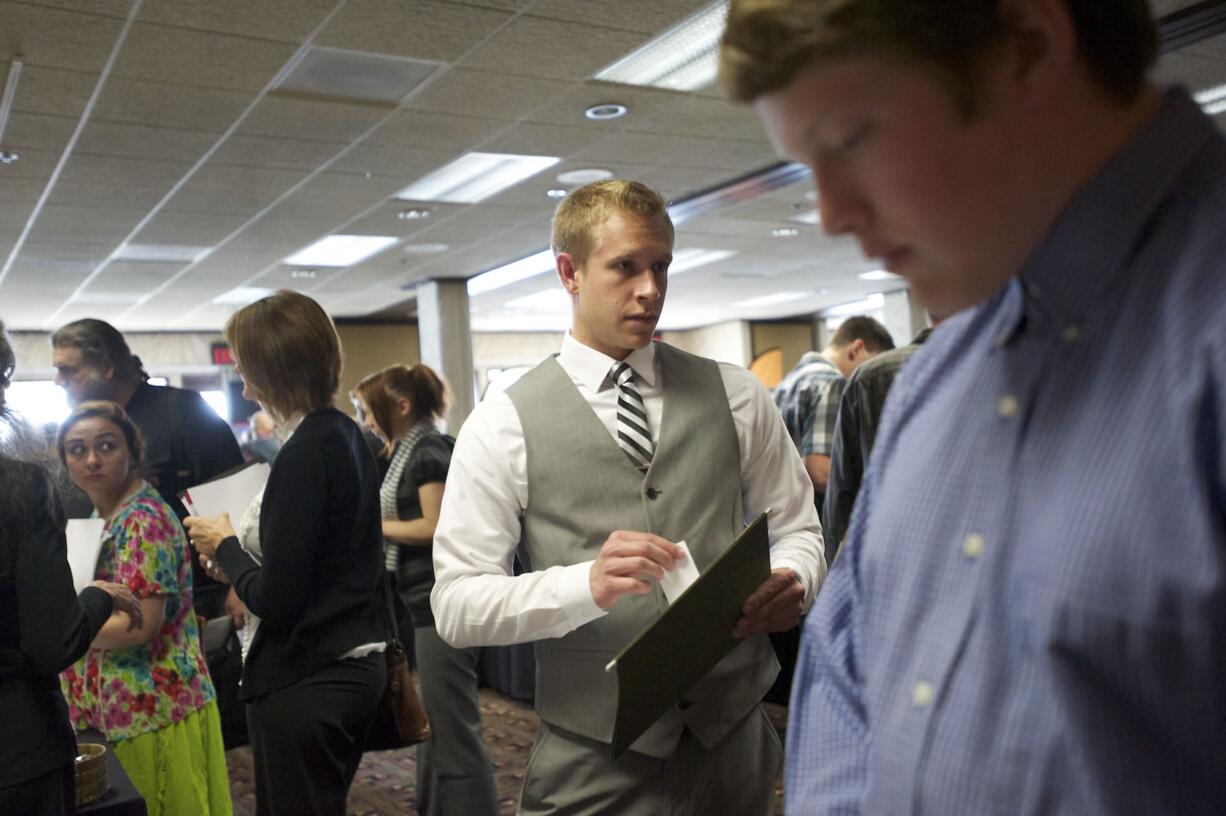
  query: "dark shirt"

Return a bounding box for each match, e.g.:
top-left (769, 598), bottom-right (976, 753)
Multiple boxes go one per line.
top-left (216, 408), bottom-right (385, 701)
top-left (0, 459), bottom-right (113, 786)
top-left (390, 434), bottom-right (454, 628)
top-left (822, 329), bottom-right (931, 556)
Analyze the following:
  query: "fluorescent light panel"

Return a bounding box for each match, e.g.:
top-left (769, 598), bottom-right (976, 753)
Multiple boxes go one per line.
top-left (1195, 83), bottom-right (1226, 115)
top-left (395, 152), bottom-right (561, 204)
top-left (212, 286), bottom-right (274, 306)
top-left (467, 249), bottom-right (554, 296)
top-left (505, 288), bottom-right (571, 311)
top-left (113, 243), bottom-right (211, 263)
top-left (823, 293), bottom-right (886, 317)
top-left (284, 235), bottom-right (398, 267)
top-left (858, 269), bottom-right (899, 281)
top-left (594, 0), bottom-right (728, 91)
top-left (792, 209), bottom-right (820, 225)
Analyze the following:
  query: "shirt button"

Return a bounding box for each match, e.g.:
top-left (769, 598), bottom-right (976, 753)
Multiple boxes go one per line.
top-left (998, 394), bottom-right (1019, 418)
top-left (1062, 325), bottom-right (1080, 344)
top-left (963, 534), bottom-right (985, 558)
top-left (645, 487), bottom-right (659, 500)
top-left (912, 681), bottom-right (935, 707)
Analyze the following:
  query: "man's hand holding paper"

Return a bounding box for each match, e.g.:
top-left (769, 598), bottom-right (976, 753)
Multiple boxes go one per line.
top-left (589, 531), bottom-right (683, 609)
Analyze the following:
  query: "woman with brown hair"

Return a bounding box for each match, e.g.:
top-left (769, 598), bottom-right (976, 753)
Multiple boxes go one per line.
top-left (352, 364), bottom-right (497, 816)
top-left (56, 401), bottom-right (231, 815)
top-left (186, 290), bottom-right (385, 816)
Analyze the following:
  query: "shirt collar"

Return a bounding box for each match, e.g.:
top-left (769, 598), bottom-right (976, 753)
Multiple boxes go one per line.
top-left (994, 88), bottom-right (1212, 347)
top-left (559, 332), bottom-right (658, 391)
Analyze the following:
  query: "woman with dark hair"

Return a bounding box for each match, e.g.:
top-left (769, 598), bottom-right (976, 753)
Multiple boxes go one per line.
top-left (0, 321), bottom-right (143, 815)
top-left (186, 290), bottom-right (385, 816)
top-left (57, 401), bottom-right (232, 816)
top-left (353, 364), bottom-right (497, 816)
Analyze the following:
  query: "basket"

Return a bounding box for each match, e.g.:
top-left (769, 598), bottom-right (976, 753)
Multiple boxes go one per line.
top-left (74, 742), bottom-right (109, 807)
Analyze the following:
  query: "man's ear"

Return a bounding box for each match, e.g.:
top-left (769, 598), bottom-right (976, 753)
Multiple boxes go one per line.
top-left (999, 0), bottom-right (1077, 106)
top-left (847, 338), bottom-right (865, 361)
top-left (557, 252), bottom-right (580, 296)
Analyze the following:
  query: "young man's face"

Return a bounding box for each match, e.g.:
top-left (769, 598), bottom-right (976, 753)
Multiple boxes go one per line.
top-left (755, 55), bottom-right (1030, 318)
top-left (561, 211), bottom-right (673, 361)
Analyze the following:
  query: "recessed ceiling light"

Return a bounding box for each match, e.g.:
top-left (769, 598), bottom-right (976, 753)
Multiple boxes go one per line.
top-left (0, 150), bottom-right (18, 165)
top-left (585, 103), bottom-right (628, 120)
top-left (402, 243), bottom-right (450, 255)
top-left (546, 189), bottom-right (568, 199)
top-left (670, 248), bottom-right (736, 274)
top-left (283, 235), bottom-right (399, 267)
top-left (395, 152), bottom-right (561, 204)
top-left (113, 243), bottom-right (211, 263)
top-left (556, 168), bottom-right (613, 185)
top-left (772, 227), bottom-right (801, 238)
top-left (467, 249), bottom-right (554, 296)
top-left (822, 293), bottom-right (886, 317)
top-left (397, 208), bottom-right (432, 220)
top-left (858, 269), bottom-right (899, 281)
top-left (736, 291), bottom-right (811, 309)
top-left (595, 0), bottom-right (728, 91)
top-left (213, 286), bottom-right (274, 306)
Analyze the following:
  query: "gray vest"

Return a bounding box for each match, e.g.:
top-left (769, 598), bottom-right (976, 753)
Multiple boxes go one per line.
top-left (507, 342), bottom-right (778, 759)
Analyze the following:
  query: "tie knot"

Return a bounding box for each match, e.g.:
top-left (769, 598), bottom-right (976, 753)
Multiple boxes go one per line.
top-left (611, 361), bottom-right (634, 386)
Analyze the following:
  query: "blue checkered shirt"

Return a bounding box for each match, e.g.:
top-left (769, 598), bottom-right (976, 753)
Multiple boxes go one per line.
top-left (774, 352), bottom-right (845, 459)
top-left (787, 89), bottom-right (1226, 814)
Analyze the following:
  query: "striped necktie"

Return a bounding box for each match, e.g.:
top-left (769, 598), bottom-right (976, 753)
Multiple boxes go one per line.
top-left (611, 361), bottom-right (653, 470)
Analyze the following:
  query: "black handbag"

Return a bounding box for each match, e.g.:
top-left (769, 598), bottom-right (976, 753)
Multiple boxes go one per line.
top-left (363, 572), bottom-right (430, 751)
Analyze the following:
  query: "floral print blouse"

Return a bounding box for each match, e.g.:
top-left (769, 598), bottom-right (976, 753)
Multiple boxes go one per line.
top-left (60, 482), bottom-right (215, 742)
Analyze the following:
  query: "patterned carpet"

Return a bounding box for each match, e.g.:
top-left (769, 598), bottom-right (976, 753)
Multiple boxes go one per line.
top-left (225, 689), bottom-right (787, 815)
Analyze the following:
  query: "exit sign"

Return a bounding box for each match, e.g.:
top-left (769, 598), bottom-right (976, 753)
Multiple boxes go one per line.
top-left (211, 343), bottom-right (234, 366)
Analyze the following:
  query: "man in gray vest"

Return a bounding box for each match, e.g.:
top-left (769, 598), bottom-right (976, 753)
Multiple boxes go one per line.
top-left (432, 179), bottom-right (825, 814)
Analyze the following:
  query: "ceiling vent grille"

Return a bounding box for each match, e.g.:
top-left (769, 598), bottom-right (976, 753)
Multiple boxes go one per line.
top-left (271, 46), bottom-right (441, 106)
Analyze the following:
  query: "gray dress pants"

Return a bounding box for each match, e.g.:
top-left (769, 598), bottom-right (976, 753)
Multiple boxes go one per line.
top-left (414, 625), bottom-right (499, 816)
top-left (518, 704), bottom-right (782, 816)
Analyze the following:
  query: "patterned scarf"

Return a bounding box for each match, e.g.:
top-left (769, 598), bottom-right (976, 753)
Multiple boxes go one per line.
top-left (380, 419), bottom-right (437, 571)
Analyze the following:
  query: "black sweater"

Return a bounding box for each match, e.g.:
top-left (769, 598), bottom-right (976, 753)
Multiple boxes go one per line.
top-left (216, 408), bottom-right (384, 701)
top-left (0, 460), bottom-right (113, 786)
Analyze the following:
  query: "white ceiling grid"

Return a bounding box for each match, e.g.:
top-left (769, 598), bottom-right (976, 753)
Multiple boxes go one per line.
top-left (0, 0), bottom-right (1223, 332)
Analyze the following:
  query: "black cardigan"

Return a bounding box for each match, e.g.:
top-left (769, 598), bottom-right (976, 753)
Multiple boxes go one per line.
top-left (216, 408), bottom-right (384, 701)
top-left (0, 460), bottom-right (113, 786)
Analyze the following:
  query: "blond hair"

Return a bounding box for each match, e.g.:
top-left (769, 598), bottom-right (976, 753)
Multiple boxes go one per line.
top-left (224, 290), bottom-right (342, 422)
top-left (551, 180), bottom-right (673, 267)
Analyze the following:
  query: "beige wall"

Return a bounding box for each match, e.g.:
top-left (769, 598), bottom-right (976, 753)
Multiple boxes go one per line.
top-left (335, 323), bottom-right (421, 416)
top-left (751, 321), bottom-right (815, 374)
top-left (11, 330), bottom-right (229, 380)
top-left (660, 320), bottom-right (753, 367)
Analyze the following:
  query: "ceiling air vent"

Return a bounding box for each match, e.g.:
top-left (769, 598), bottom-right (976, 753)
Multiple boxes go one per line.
top-left (271, 46), bottom-right (441, 106)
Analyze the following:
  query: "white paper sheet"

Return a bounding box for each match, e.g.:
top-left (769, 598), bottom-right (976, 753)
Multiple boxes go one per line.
top-left (658, 540), bottom-right (701, 605)
top-left (65, 518), bottom-right (106, 594)
top-left (181, 463), bottom-right (270, 525)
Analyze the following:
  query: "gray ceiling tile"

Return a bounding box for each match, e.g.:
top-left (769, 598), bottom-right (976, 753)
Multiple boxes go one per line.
top-left (136, 0), bottom-right (337, 43)
top-left (459, 16), bottom-right (649, 81)
top-left (0, 2), bottom-right (126, 73)
top-left (110, 22), bottom-right (299, 93)
top-left (93, 77), bottom-right (251, 132)
top-left (316, 1), bottom-right (513, 63)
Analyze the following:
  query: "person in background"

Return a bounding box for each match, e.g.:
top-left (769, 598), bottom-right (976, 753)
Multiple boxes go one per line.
top-left (57, 401), bottom-right (231, 816)
top-left (767, 314), bottom-right (891, 706)
top-left (353, 364), bottom-right (498, 816)
top-left (241, 410), bottom-right (281, 465)
top-left (723, 0), bottom-right (1226, 810)
top-left (50, 318), bottom-right (243, 619)
top-left (186, 291), bottom-right (386, 816)
top-left (822, 327), bottom-right (934, 557)
top-left (773, 315), bottom-right (894, 508)
top-left (432, 180), bottom-right (825, 814)
top-left (0, 322), bottom-right (142, 816)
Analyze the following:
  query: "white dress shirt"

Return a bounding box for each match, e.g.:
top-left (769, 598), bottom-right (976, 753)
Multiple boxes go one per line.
top-left (432, 334), bottom-right (826, 648)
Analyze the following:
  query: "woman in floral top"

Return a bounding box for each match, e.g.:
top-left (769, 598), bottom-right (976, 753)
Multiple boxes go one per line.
top-left (58, 400), bottom-right (231, 816)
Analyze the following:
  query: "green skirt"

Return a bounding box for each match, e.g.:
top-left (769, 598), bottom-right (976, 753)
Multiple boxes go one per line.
top-left (112, 701), bottom-right (233, 816)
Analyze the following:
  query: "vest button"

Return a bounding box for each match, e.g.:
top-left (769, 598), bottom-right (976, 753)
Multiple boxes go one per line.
top-left (645, 487), bottom-right (659, 500)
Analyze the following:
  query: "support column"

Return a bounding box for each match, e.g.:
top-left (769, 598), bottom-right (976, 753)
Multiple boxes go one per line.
top-left (881, 288), bottom-right (928, 347)
top-left (416, 279), bottom-right (474, 433)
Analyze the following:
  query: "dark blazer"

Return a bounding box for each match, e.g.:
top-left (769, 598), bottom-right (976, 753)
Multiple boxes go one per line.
top-left (0, 459), bottom-right (113, 787)
top-left (216, 408), bottom-right (384, 701)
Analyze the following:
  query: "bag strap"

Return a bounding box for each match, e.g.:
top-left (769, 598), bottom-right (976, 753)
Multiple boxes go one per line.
top-left (381, 571), bottom-right (403, 647)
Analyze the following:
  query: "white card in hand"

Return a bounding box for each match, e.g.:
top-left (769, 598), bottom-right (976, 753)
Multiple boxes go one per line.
top-left (659, 540), bottom-right (701, 605)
